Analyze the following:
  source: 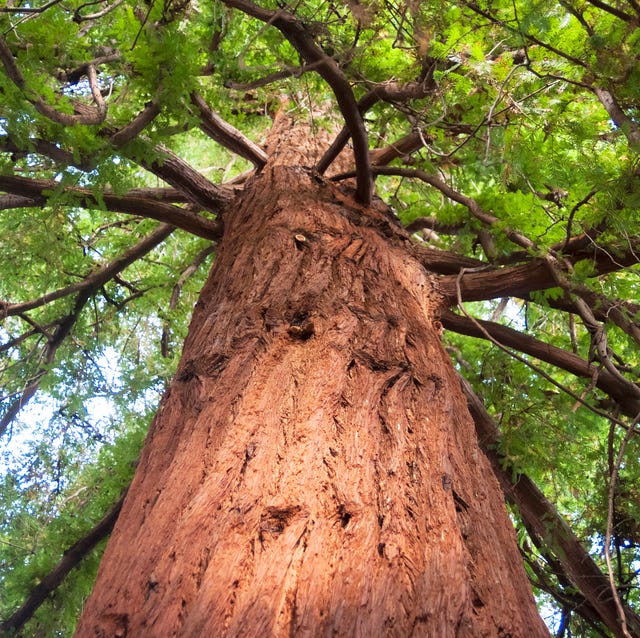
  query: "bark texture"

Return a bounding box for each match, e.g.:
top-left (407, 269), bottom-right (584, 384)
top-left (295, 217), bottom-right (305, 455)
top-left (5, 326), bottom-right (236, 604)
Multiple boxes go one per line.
top-left (75, 135), bottom-right (548, 637)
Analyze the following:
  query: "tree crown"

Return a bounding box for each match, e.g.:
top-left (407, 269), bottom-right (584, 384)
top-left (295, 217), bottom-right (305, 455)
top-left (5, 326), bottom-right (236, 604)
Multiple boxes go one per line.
top-left (0, 1), bottom-right (639, 635)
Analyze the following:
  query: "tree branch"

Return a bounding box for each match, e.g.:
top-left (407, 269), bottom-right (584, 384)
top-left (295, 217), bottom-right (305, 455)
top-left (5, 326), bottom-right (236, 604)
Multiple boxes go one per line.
top-left (0, 135), bottom-right (92, 170)
top-left (142, 143), bottom-right (233, 213)
top-left (369, 166), bottom-right (537, 251)
top-left (190, 92), bottom-right (268, 168)
top-left (161, 244), bottom-right (216, 357)
top-left (0, 174), bottom-right (223, 240)
top-left (0, 290), bottom-right (92, 438)
top-left (583, 0), bottom-right (636, 23)
top-left (0, 0), bottom-right (64, 13)
top-left (411, 245), bottom-right (487, 275)
top-left (439, 254), bottom-right (639, 309)
top-left (315, 80), bottom-right (434, 174)
top-left (442, 310), bottom-right (640, 418)
top-left (0, 490), bottom-right (126, 634)
top-left (0, 224), bottom-right (175, 436)
top-left (0, 36), bottom-right (108, 126)
top-left (108, 100), bottom-right (162, 148)
top-left (370, 130), bottom-right (427, 167)
top-left (1, 223), bottom-right (174, 317)
top-left (593, 87), bottom-right (640, 149)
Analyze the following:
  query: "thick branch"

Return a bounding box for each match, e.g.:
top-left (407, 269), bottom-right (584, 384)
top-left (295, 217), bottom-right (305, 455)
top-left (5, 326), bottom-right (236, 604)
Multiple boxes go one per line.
top-left (439, 256), bottom-right (638, 303)
top-left (0, 491), bottom-right (126, 634)
top-left (0, 194), bottom-right (37, 210)
top-left (443, 310), bottom-right (640, 418)
top-left (143, 144), bottom-right (233, 213)
top-left (583, 0), bottom-right (636, 24)
top-left (460, 375), bottom-right (640, 638)
top-left (370, 131), bottom-right (426, 167)
top-left (1, 128), bottom-right (233, 215)
top-left (108, 100), bottom-right (162, 148)
top-left (191, 92), bottom-right (268, 168)
top-left (316, 80), bottom-right (434, 174)
top-left (439, 259), bottom-right (640, 344)
top-left (412, 245), bottom-right (487, 275)
top-left (0, 174), bottom-right (222, 240)
top-left (405, 217), bottom-right (463, 236)
top-left (221, 0), bottom-right (372, 204)
top-left (0, 135), bottom-right (88, 169)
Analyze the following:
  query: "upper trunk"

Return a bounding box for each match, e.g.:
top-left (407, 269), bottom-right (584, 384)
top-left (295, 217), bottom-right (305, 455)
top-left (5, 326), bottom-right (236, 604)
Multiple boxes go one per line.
top-left (75, 130), bottom-right (548, 637)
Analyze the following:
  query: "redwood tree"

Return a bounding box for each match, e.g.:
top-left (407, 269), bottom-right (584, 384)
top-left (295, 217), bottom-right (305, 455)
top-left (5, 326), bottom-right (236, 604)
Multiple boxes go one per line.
top-left (0, 1), bottom-right (639, 637)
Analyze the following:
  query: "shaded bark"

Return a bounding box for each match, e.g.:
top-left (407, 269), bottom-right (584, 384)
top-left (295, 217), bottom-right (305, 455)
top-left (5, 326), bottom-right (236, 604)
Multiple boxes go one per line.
top-left (75, 144), bottom-right (547, 636)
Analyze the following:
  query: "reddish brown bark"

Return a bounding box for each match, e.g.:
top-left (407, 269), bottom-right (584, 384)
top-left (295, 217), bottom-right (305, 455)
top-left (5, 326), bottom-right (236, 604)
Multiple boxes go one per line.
top-left (75, 138), bottom-right (548, 636)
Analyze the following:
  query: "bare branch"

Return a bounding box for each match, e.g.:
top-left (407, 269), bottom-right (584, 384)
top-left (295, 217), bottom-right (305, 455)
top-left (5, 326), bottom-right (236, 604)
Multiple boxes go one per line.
top-left (411, 245), bottom-right (487, 275)
top-left (86, 64), bottom-right (106, 121)
top-left (1, 133), bottom-right (233, 214)
top-left (0, 135), bottom-right (87, 169)
top-left (190, 92), bottom-right (268, 168)
top-left (224, 65), bottom-right (306, 90)
top-left (64, 51), bottom-right (121, 84)
top-left (0, 194), bottom-right (37, 210)
top-left (438, 252), bottom-right (640, 332)
top-left (0, 36), bottom-right (25, 86)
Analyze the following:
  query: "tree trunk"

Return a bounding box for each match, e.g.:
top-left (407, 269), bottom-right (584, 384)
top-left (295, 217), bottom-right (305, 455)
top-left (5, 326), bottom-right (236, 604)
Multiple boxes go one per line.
top-left (75, 129), bottom-right (549, 637)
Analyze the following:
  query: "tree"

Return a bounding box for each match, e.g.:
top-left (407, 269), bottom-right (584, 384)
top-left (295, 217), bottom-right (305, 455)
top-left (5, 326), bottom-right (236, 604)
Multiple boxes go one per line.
top-left (0, 0), bottom-right (638, 636)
